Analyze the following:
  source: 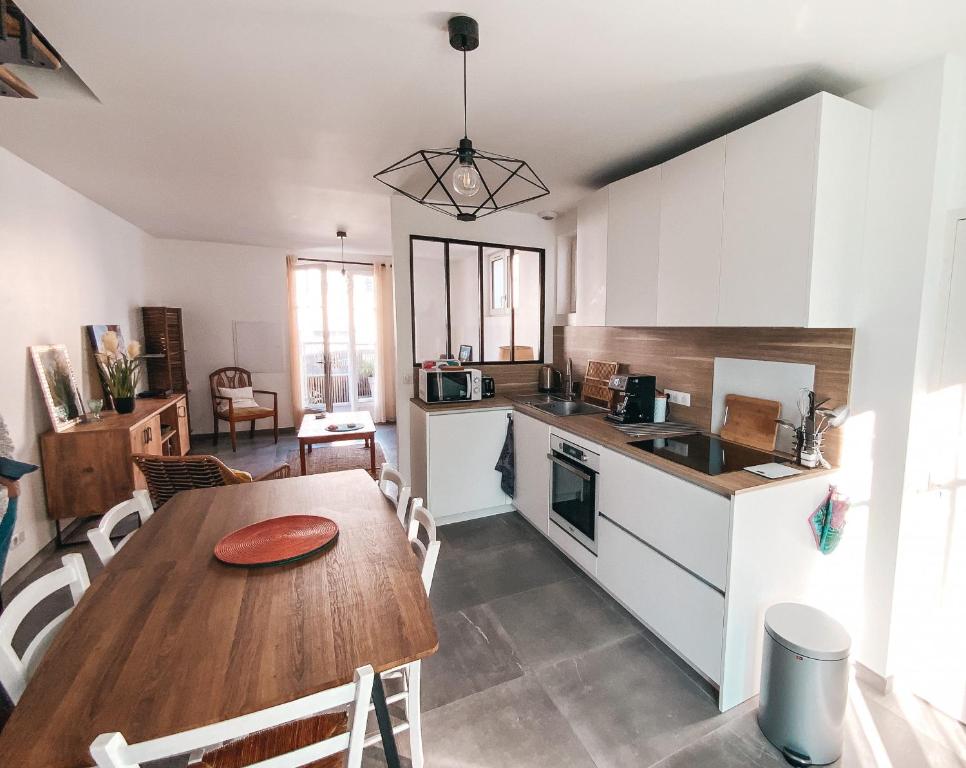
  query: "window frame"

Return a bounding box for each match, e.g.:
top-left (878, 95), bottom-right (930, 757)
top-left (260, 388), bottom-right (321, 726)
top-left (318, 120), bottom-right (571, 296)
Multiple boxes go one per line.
top-left (409, 234), bottom-right (546, 366)
top-left (487, 251), bottom-right (510, 316)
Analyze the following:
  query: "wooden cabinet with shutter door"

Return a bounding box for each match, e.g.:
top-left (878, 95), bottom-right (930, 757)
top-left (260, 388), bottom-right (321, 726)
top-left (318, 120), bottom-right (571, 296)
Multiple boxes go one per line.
top-left (40, 395), bottom-right (190, 542)
top-left (142, 306), bottom-right (190, 428)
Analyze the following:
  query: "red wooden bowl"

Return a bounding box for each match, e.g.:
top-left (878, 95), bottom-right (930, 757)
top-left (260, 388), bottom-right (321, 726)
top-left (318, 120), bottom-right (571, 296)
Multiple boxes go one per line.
top-left (214, 515), bottom-right (339, 567)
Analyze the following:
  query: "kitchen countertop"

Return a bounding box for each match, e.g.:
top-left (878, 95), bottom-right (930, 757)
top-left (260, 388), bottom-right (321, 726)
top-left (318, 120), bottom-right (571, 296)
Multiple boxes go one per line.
top-left (410, 395), bottom-right (834, 498)
top-left (410, 395), bottom-right (516, 413)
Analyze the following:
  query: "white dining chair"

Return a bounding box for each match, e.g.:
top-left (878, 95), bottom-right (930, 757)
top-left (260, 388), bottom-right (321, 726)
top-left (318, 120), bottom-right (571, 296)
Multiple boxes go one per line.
top-left (378, 463), bottom-right (412, 526)
top-left (363, 500), bottom-right (440, 768)
top-left (407, 501), bottom-right (440, 595)
top-left (0, 553), bottom-right (90, 704)
top-left (90, 665), bottom-right (375, 768)
top-left (87, 490), bottom-right (155, 566)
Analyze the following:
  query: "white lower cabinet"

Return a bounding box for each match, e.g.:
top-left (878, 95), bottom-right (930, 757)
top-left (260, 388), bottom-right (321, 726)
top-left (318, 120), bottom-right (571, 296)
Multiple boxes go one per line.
top-left (511, 412), bottom-right (551, 534)
top-left (597, 516), bottom-right (724, 684)
top-left (409, 403), bottom-right (513, 520)
top-left (598, 447), bottom-right (731, 590)
top-left (548, 520), bottom-right (597, 577)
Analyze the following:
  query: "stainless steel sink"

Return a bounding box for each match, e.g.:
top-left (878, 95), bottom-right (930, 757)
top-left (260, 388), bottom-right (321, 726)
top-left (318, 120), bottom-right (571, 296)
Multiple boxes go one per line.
top-left (510, 393), bottom-right (556, 406)
top-left (532, 399), bottom-right (607, 417)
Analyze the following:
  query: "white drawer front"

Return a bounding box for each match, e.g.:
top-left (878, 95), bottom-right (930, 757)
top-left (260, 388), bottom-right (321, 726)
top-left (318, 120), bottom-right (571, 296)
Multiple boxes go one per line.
top-left (599, 448), bottom-right (731, 590)
top-left (597, 516), bottom-right (724, 683)
top-left (548, 520), bottom-right (597, 577)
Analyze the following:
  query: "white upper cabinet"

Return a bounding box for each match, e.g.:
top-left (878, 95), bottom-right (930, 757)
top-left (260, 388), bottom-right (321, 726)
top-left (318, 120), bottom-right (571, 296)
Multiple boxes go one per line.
top-left (605, 167), bottom-right (661, 326)
top-left (567, 92), bottom-right (871, 329)
top-left (717, 93), bottom-right (871, 327)
top-left (575, 188), bottom-right (609, 326)
top-left (656, 138), bottom-right (727, 326)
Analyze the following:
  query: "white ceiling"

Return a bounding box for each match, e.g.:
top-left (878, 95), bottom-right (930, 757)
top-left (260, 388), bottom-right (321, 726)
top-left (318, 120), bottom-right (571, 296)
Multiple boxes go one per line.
top-left (4, 0), bottom-right (966, 255)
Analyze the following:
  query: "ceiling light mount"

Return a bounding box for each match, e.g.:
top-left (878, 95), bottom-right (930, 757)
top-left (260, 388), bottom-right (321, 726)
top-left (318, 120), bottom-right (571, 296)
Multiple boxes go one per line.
top-left (373, 15), bottom-right (549, 222)
top-left (337, 230), bottom-right (347, 274)
top-left (448, 15), bottom-right (479, 52)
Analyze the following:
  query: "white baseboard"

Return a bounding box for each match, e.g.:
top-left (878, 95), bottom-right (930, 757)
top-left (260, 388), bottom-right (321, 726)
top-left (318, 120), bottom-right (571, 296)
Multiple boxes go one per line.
top-left (854, 661), bottom-right (895, 694)
top-left (434, 504), bottom-right (514, 526)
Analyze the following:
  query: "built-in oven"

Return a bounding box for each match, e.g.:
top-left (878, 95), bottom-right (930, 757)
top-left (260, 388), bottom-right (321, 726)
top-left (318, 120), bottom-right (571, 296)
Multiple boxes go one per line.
top-left (548, 434), bottom-right (600, 554)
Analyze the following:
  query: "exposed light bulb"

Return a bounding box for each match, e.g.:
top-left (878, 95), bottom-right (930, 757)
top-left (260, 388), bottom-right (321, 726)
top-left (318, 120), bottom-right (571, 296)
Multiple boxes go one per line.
top-left (452, 162), bottom-right (481, 197)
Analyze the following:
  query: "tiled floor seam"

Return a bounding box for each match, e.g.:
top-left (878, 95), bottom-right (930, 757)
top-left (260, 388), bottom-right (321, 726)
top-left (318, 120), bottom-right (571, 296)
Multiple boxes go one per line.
top-left (431, 573), bottom-right (583, 618)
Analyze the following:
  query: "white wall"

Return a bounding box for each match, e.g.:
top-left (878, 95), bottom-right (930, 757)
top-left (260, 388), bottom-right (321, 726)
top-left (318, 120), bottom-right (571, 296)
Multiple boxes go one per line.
top-left (448, 247), bottom-right (480, 360)
top-left (0, 147), bottom-right (150, 579)
top-left (144, 240), bottom-right (294, 433)
top-left (392, 196), bottom-right (556, 478)
top-left (844, 55), bottom-right (966, 679)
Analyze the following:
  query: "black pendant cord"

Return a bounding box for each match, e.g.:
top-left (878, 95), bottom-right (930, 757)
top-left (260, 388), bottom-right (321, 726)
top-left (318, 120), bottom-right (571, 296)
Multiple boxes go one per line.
top-left (372, 15), bottom-right (550, 220)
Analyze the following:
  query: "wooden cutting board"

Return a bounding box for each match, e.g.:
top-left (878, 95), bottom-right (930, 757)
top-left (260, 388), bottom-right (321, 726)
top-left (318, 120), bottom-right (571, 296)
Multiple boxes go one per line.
top-left (581, 360), bottom-right (619, 406)
top-left (720, 394), bottom-right (781, 451)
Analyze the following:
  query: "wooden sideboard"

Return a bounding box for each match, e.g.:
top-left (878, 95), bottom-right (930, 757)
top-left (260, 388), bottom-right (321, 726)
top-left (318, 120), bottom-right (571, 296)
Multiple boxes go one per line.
top-left (41, 395), bottom-right (189, 541)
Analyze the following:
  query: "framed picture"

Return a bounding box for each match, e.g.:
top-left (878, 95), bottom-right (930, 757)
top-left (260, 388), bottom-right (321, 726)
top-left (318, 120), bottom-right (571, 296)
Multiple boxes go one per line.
top-left (458, 344), bottom-right (473, 363)
top-left (30, 345), bottom-right (82, 432)
top-left (85, 324), bottom-right (125, 409)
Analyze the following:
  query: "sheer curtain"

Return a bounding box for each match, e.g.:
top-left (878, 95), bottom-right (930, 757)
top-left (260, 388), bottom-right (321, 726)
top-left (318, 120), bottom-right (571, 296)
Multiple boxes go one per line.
top-left (373, 263), bottom-right (396, 423)
top-left (286, 255), bottom-right (305, 427)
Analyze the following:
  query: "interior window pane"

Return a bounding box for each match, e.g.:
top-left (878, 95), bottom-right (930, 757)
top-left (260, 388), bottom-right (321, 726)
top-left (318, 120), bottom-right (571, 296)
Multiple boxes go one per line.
top-left (412, 240), bottom-right (449, 362)
top-left (448, 244), bottom-right (481, 363)
top-left (482, 247), bottom-right (511, 360)
top-left (512, 249), bottom-right (541, 361)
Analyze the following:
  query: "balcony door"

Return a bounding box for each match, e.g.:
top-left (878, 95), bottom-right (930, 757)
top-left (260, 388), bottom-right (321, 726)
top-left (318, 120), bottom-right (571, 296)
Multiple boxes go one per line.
top-left (294, 263), bottom-right (376, 413)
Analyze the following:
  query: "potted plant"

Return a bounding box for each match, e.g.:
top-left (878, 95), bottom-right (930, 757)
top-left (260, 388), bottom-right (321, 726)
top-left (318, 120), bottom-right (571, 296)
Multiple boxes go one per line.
top-left (96, 331), bottom-right (144, 414)
top-left (358, 359), bottom-right (376, 398)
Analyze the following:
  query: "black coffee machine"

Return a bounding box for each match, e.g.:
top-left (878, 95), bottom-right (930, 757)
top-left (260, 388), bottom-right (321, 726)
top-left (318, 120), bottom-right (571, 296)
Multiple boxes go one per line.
top-left (605, 374), bottom-right (656, 424)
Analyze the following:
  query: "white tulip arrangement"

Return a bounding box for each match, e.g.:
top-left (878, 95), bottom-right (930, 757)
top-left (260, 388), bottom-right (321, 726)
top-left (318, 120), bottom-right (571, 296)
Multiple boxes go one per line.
top-left (96, 330), bottom-right (144, 400)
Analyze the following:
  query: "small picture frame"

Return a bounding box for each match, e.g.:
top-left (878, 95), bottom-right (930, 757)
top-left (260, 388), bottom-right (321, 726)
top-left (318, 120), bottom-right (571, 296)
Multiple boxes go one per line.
top-left (458, 344), bottom-right (473, 363)
top-left (85, 324), bottom-right (125, 409)
top-left (30, 344), bottom-right (82, 432)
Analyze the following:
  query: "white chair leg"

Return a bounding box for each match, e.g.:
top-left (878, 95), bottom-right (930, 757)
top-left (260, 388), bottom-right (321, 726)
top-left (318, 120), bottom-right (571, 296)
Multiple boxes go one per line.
top-left (407, 660), bottom-right (424, 768)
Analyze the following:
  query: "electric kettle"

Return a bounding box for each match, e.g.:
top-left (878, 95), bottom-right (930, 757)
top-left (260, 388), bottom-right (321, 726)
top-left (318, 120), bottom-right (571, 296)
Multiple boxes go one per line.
top-left (538, 365), bottom-right (561, 393)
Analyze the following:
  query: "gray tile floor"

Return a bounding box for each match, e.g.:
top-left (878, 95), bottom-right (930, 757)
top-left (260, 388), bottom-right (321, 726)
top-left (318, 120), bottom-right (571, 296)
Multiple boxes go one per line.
top-left (3, 429), bottom-right (965, 768)
top-left (371, 512), bottom-right (966, 768)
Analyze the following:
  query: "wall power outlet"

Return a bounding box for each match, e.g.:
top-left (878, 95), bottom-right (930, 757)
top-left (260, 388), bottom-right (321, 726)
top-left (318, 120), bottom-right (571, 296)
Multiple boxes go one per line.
top-left (665, 389), bottom-right (691, 407)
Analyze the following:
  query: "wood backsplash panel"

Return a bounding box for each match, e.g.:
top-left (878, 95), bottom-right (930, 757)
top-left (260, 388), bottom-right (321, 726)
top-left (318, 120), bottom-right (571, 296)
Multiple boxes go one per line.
top-left (553, 326), bottom-right (854, 464)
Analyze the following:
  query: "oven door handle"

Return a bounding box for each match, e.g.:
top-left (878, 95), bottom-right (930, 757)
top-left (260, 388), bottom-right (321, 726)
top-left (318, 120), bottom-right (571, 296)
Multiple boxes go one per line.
top-left (547, 453), bottom-right (594, 482)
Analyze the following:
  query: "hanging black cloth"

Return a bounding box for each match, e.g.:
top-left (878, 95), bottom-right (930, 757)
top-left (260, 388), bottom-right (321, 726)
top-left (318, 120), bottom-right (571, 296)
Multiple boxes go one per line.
top-left (494, 414), bottom-right (515, 497)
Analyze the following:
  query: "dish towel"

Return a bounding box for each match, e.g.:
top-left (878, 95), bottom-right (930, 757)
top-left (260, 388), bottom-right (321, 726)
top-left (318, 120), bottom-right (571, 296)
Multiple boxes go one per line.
top-left (809, 485), bottom-right (849, 554)
top-left (494, 416), bottom-right (515, 498)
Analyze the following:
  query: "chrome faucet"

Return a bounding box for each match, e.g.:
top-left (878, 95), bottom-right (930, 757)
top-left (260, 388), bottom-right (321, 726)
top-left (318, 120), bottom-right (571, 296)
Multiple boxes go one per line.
top-left (563, 358), bottom-right (575, 400)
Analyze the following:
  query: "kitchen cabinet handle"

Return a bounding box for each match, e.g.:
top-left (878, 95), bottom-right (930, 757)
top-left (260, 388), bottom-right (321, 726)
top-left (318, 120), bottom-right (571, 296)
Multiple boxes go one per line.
top-left (547, 453), bottom-right (594, 482)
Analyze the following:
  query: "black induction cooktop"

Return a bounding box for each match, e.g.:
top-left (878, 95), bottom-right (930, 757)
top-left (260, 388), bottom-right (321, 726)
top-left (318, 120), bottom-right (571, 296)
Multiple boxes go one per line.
top-left (628, 434), bottom-right (778, 476)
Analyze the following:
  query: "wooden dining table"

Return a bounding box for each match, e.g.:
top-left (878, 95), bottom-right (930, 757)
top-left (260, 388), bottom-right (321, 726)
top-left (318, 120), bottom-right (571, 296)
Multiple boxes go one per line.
top-left (0, 469), bottom-right (438, 768)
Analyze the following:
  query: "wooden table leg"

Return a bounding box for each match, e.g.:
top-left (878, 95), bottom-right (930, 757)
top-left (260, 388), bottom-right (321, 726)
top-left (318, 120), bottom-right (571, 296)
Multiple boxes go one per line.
top-left (369, 435), bottom-right (376, 478)
top-left (299, 441), bottom-right (307, 476)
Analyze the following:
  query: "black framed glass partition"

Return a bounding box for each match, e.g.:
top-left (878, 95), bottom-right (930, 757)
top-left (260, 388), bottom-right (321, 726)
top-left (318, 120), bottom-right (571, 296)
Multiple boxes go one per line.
top-left (410, 235), bottom-right (545, 365)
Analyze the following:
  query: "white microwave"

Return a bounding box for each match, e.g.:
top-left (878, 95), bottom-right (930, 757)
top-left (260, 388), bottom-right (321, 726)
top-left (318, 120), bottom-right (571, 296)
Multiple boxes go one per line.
top-left (418, 368), bottom-right (482, 403)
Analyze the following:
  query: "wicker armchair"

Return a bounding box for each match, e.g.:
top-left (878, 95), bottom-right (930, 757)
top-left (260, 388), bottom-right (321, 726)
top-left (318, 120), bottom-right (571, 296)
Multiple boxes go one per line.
top-left (209, 367), bottom-right (279, 452)
top-left (132, 454), bottom-right (291, 509)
